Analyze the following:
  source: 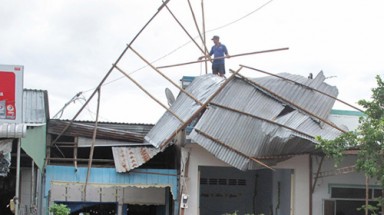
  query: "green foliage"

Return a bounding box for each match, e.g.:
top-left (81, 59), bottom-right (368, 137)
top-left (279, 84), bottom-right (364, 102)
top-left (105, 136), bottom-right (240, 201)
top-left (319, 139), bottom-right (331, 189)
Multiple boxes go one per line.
top-left (317, 75), bottom-right (384, 212)
top-left (49, 203), bottom-right (71, 215)
top-left (357, 203), bottom-right (379, 215)
top-left (315, 131), bottom-right (358, 166)
top-left (317, 75), bottom-right (384, 180)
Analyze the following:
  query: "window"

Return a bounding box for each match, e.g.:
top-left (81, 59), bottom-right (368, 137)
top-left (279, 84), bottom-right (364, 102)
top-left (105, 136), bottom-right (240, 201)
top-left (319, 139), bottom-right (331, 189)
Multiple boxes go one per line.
top-left (324, 186), bottom-right (381, 215)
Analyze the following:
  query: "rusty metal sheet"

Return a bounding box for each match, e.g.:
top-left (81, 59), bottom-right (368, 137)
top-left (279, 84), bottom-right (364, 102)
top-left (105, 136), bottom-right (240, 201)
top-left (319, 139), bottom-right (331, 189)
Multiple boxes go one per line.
top-left (112, 147), bottom-right (161, 172)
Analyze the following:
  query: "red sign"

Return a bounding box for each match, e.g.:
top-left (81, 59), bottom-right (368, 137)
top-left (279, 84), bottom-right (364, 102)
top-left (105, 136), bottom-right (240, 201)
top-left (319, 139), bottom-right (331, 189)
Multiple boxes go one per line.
top-left (0, 71), bottom-right (16, 119)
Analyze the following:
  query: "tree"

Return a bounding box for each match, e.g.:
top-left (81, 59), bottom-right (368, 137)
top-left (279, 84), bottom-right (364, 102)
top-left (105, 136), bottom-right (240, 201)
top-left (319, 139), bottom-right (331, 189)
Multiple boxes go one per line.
top-left (49, 203), bottom-right (71, 215)
top-left (316, 75), bottom-right (384, 215)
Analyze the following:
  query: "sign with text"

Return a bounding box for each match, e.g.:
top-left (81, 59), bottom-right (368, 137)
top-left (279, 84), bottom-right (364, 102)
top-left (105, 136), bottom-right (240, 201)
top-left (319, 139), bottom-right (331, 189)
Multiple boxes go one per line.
top-left (0, 65), bottom-right (23, 123)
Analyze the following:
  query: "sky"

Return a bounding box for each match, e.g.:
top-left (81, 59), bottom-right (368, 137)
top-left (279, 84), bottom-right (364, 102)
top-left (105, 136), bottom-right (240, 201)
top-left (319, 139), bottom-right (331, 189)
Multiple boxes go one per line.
top-left (1, 0), bottom-right (383, 124)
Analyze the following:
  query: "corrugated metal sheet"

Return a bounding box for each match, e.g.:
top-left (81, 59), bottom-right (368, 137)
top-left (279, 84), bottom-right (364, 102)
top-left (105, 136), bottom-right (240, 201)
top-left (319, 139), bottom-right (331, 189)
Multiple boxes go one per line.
top-left (144, 74), bottom-right (225, 148)
top-left (77, 137), bottom-right (152, 147)
top-left (251, 71), bottom-right (338, 119)
top-left (23, 89), bottom-right (48, 124)
top-left (0, 89), bottom-right (47, 137)
top-left (0, 123), bottom-right (26, 138)
top-left (146, 72), bottom-right (343, 170)
top-left (70, 121), bottom-right (154, 136)
top-left (49, 119), bottom-right (150, 142)
top-left (112, 147), bottom-right (161, 172)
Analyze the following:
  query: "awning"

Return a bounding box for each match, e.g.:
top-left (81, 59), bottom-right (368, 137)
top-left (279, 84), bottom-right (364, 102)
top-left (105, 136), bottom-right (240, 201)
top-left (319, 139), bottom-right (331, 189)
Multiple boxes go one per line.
top-left (51, 181), bottom-right (169, 205)
top-left (0, 123), bottom-right (27, 138)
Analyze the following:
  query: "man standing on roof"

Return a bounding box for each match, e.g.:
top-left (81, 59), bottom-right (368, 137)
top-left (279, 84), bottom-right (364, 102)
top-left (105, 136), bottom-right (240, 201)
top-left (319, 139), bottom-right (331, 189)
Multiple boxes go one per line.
top-left (198, 35), bottom-right (230, 77)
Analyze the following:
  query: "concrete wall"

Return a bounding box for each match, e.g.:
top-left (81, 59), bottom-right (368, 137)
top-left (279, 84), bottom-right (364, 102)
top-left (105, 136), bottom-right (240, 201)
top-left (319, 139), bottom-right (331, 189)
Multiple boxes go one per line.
top-left (311, 155), bottom-right (378, 215)
top-left (182, 144), bottom-right (229, 215)
top-left (199, 167), bottom-right (259, 215)
top-left (183, 143), bottom-right (311, 215)
top-left (275, 155), bottom-right (310, 215)
top-left (309, 110), bottom-right (368, 215)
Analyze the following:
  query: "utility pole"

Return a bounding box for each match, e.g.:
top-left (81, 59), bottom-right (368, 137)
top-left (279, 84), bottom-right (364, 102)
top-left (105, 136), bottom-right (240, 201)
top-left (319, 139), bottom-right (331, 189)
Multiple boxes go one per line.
top-left (15, 139), bottom-right (21, 215)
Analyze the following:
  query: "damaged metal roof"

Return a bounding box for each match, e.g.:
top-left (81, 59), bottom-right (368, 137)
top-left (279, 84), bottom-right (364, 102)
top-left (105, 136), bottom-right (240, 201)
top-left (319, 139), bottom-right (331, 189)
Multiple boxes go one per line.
top-left (49, 119), bottom-right (153, 143)
top-left (145, 72), bottom-right (344, 170)
top-left (112, 147), bottom-right (161, 172)
top-left (48, 119), bottom-right (157, 172)
top-left (144, 74), bottom-right (225, 148)
top-left (250, 71), bottom-right (337, 120)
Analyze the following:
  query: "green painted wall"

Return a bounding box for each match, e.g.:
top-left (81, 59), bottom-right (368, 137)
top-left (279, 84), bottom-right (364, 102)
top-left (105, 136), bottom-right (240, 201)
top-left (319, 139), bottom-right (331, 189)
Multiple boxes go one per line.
top-left (21, 125), bottom-right (46, 169)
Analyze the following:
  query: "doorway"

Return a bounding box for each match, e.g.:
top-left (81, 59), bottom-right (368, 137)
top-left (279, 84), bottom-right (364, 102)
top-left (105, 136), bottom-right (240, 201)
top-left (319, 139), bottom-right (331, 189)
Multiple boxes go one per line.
top-left (199, 166), bottom-right (292, 215)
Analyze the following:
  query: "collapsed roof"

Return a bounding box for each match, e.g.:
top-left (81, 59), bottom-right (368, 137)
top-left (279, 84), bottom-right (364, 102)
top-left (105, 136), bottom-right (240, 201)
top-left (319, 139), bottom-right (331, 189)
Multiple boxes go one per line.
top-left (145, 72), bottom-right (344, 170)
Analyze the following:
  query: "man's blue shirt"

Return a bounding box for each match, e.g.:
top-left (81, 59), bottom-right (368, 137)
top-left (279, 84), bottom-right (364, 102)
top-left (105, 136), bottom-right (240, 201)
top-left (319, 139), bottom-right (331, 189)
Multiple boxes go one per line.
top-left (209, 44), bottom-right (228, 65)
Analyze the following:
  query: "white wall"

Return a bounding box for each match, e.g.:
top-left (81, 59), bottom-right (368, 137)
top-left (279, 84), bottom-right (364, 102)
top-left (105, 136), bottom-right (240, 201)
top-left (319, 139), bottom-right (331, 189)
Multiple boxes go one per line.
top-left (183, 143), bottom-right (311, 215)
top-left (183, 144), bottom-right (230, 215)
top-left (275, 155), bottom-right (310, 215)
top-left (182, 111), bottom-right (363, 215)
top-left (311, 155), bottom-right (378, 215)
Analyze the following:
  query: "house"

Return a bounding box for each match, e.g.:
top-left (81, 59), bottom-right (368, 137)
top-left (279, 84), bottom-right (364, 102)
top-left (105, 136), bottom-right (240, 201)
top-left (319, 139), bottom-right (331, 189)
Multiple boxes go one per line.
top-left (45, 119), bottom-right (179, 215)
top-left (145, 72), bottom-right (370, 215)
top-left (2, 71), bottom-right (370, 215)
top-left (0, 89), bottom-right (49, 215)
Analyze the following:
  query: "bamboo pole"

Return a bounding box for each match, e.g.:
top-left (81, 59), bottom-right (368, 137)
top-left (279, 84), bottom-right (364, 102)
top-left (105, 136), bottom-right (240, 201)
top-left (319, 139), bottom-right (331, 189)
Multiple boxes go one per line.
top-left (158, 67), bottom-right (243, 149)
top-left (157, 47), bottom-right (289, 69)
top-left (129, 46), bottom-right (204, 106)
top-left (15, 139), bottom-right (21, 215)
top-left (194, 128), bottom-right (273, 170)
top-left (201, 0), bottom-right (208, 74)
top-left (240, 64), bottom-right (364, 112)
top-left (234, 71), bottom-right (348, 133)
top-left (51, 0), bottom-right (171, 148)
top-left (164, 4), bottom-right (206, 55)
top-left (84, 89), bottom-right (101, 200)
top-left (187, 0), bottom-right (207, 51)
top-left (114, 65), bottom-right (185, 123)
top-left (74, 137), bottom-right (78, 169)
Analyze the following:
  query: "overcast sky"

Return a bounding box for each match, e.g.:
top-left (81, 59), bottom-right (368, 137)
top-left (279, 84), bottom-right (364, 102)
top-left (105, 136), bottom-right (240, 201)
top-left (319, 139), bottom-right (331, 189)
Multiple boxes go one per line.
top-left (1, 0), bottom-right (383, 123)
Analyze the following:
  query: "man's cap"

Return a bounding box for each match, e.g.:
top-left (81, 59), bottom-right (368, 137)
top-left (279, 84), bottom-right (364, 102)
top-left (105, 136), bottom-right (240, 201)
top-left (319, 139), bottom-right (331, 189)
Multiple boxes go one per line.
top-left (211, 35), bottom-right (219, 40)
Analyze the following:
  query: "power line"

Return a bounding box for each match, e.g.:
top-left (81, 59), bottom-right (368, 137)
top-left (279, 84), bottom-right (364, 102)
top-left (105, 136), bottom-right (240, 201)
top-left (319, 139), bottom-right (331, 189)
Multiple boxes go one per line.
top-left (69, 1), bottom-right (274, 107)
top-left (208, 0), bottom-right (274, 32)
